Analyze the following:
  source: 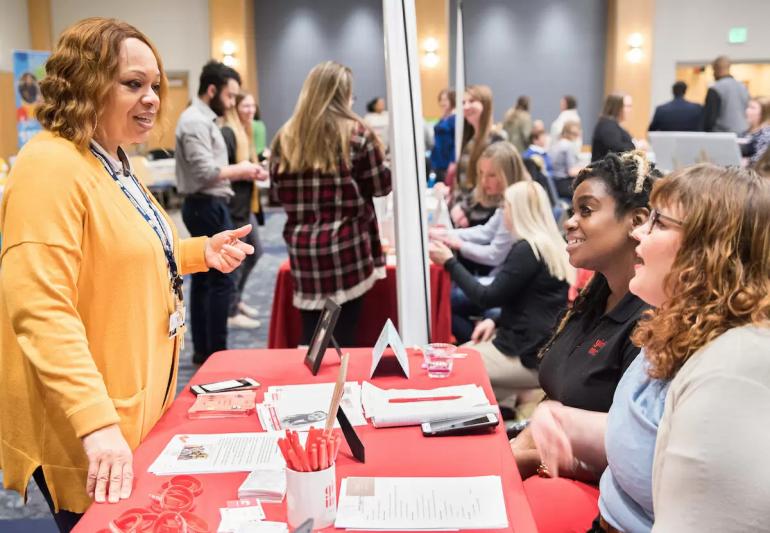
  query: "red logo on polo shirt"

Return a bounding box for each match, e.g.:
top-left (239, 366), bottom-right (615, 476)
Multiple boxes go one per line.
top-left (588, 339), bottom-right (607, 356)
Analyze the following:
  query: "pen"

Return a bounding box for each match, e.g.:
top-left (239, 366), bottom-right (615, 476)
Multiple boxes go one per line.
top-left (388, 395), bottom-right (463, 403)
top-left (326, 436), bottom-right (334, 464)
top-left (319, 439), bottom-right (328, 470)
top-left (310, 443), bottom-right (319, 471)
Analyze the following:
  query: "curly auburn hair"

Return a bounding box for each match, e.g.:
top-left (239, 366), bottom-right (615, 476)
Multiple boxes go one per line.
top-left (36, 17), bottom-right (168, 151)
top-left (632, 164), bottom-right (770, 380)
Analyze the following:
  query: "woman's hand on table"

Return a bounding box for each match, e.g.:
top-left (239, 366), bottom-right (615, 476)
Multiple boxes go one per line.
top-left (205, 224), bottom-right (255, 273)
top-left (470, 318), bottom-right (496, 343)
top-left (428, 241), bottom-right (454, 266)
top-left (82, 424), bottom-right (133, 503)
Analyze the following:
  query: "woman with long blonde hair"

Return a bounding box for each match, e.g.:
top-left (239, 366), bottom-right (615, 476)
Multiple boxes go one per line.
top-left (270, 61), bottom-right (391, 346)
top-left (430, 180), bottom-right (574, 406)
top-left (221, 92), bottom-right (264, 328)
top-left (430, 141), bottom-right (532, 341)
top-left (527, 164), bottom-right (770, 532)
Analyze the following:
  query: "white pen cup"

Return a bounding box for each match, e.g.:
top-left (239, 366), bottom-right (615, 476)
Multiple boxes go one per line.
top-left (285, 463), bottom-right (337, 529)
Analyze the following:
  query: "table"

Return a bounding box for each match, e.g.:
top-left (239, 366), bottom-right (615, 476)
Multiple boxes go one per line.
top-left (74, 348), bottom-right (538, 532)
top-left (268, 260), bottom-right (453, 348)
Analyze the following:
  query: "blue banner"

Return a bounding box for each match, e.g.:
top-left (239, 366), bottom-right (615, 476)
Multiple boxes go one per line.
top-left (13, 49), bottom-right (50, 150)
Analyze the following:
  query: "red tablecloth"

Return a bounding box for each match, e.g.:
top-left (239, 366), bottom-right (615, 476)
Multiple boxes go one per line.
top-left (74, 348), bottom-right (538, 532)
top-left (268, 260), bottom-right (453, 348)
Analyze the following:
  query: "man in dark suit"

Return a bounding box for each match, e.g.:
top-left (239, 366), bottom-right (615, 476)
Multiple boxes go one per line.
top-left (648, 81), bottom-right (703, 131)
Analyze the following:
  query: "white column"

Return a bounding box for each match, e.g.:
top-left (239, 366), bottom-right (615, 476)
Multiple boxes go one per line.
top-left (454, 0), bottom-right (465, 161)
top-left (382, 0), bottom-right (430, 345)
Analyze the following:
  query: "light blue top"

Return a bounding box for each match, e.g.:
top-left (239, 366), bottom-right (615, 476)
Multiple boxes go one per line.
top-left (450, 209), bottom-right (514, 274)
top-left (598, 350), bottom-right (670, 533)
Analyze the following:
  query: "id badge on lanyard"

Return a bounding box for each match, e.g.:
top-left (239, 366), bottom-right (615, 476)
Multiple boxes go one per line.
top-left (91, 146), bottom-right (186, 341)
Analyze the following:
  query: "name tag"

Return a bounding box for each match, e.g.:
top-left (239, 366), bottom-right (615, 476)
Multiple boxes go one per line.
top-left (168, 303), bottom-right (186, 338)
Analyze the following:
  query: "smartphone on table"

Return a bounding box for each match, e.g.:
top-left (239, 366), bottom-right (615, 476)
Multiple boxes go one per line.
top-left (421, 413), bottom-right (499, 437)
top-left (190, 377), bottom-right (260, 396)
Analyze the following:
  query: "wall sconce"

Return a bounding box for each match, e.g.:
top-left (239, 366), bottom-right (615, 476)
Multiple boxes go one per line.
top-left (423, 37), bottom-right (439, 68)
top-left (625, 32), bottom-right (643, 63)
top-left (221, 40), bottom-right (237, 67)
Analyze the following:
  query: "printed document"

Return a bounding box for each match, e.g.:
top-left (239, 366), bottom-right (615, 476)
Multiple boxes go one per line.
top-left (361, 382), bottom-right (495, 427)
top-left (148, 432), bottom-right (297, 475)
top-left (257, 382), bottom-right (366, 432)
top-left (335, 476), bottom-right (509, 530)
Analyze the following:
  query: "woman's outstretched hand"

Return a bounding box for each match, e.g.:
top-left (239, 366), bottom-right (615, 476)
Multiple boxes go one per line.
top-left (205, 225), bottom-right (255, 273)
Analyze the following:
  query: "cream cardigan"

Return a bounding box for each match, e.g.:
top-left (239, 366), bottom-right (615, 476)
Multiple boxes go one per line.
top-left (651, 325), bottom-right (770, 531)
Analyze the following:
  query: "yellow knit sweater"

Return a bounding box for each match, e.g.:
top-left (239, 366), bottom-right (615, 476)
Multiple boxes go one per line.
top-left (0, 132), bottom-right (208, 512)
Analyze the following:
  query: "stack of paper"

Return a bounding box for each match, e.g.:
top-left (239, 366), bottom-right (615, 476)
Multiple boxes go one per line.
top-left (335, 476), bottom-right (509, 530)
top-left (237, 466), bottom-right (286, 502)
top-left (256, 382), bottom-right (366, 432)
top-left (361, 382), bottom-right (496, 427)
top-left (218, 503), bottom-right (266, 533)
top-left (148, 432), bottom-right (296, 475)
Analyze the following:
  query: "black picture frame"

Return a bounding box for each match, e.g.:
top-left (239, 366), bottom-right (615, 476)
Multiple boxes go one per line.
top-left (304, 298), bottom-right (341, 375)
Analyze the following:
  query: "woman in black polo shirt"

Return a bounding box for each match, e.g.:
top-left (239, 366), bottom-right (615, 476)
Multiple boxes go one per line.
top-left (512, 151), bottom-right (661, 480)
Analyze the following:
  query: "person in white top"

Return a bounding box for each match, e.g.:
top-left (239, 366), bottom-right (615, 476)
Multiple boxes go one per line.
top-left (549, 95), bottom-right (582, 151)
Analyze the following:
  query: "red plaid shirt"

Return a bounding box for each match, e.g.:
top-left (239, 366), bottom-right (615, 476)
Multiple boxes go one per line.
top-left (270, 122), bottom-right (392, 309)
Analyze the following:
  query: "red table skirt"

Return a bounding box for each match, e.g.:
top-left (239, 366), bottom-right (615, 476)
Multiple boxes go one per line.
top-left (268, 260), bottom-right (453, 348)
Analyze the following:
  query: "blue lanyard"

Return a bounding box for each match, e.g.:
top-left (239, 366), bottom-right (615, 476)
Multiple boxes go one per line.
top-left (90, 147), bottom-right (184, 301)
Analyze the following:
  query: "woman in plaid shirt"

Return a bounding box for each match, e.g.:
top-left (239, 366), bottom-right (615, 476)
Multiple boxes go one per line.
top-left (270, 61), bottom-right (392, 346)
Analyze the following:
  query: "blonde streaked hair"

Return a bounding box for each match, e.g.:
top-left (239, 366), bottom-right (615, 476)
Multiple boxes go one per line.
top-left (223, 105), bottom-right (251, 163)
top-left (474, 141), bottom-right (531, 207)
top-left (272, 61), bottom-right (371, 173)
top-left (505, 181), bottom-right (575, 285)
top-left (632, 164), bottom-right (770, 380)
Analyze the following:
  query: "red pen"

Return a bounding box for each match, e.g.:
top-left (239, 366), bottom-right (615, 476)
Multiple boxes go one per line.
top-left (326, 435), bottom-right (334, 464)
top-left (388, 395), bottom-right (462, 403)
top-left (310, 443), bottom-right (319, 471)
top-left (333, 434), bottom-right (341, 461)
top-left (287, 448), bottom-right (303, 472)
top-left (319, 439), bottom-right (328, 470)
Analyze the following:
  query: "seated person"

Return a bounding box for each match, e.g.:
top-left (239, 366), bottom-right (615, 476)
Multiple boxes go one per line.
top-left (429, 181), bottom-right (574, 410)
top-left (549, 120), bottom-right (583, 199)
top-left (523, 129), bottom-right (554, 177)
top-left (511, 151), bottom-right (660, 480)
top-left (430, 142), bottom-right (532, 342)
top-left (527, 164), bottom-right (770, 533)
top-left (448, 84), bottom-right (505, 228)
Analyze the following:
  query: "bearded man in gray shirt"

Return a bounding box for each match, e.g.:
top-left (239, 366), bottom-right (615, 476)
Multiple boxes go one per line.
top-left (175, 60), bottom-right (266, 364)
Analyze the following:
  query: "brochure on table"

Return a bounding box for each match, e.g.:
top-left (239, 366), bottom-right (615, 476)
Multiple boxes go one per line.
top-left (335, 475), bottom-right (509, 530)
top-left (148, 432), bottom-right (305, 475)
top-left (370, 319), bottom-right (410, 378)
top-left (256, 382), bottom-right (366, 432)
top-left (361, 382), bottom-right (496, 427)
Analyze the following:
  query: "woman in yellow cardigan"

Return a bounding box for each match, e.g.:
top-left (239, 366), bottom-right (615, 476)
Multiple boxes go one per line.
top-left (0, 18), bottom-right (254, 531)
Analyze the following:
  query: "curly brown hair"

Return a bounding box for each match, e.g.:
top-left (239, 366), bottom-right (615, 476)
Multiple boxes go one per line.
top-left (36, 17), bottom-right (168, 150)
top-left (632, 164), bottom-right (770, 380)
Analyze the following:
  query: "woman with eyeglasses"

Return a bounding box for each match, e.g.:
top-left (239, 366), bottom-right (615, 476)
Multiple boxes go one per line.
top-left (511, 151), bottom-right (660, 480)
top-left (527, 164), bottom-right (770, 532)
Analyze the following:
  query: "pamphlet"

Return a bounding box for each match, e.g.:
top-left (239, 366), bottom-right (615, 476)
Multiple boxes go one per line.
top-left (188, 390), bottom-right (257, 419)
top-left (148, 432), bottom-right (300, 475)
top-left (335, 476), bottom-right (509, 530)
top-left (256, 382), bottom-right (366, 432)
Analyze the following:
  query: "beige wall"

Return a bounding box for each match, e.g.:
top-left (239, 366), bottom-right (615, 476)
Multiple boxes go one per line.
top-left (51, 0), bottom-right (210, 102)
top-left (415, 0), bottom-right (449, 120)
top-left (209, 0), bottom-right (258, 98)
top-left (604, 0), bottom-right (655, 140)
